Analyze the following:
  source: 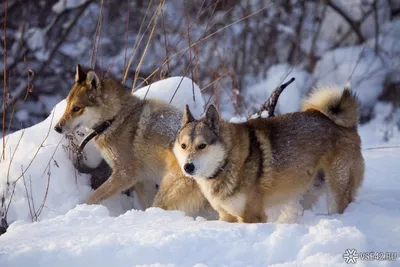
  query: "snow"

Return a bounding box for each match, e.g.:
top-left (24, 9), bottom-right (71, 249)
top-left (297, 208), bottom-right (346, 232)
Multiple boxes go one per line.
top-left (366, 19), bottom-right (400, 83)
top-left (25, 28), bottom-right (49, 61)
top-left (1, 136), bottom-right (400, 266)
top-left (52, 0), bottom-right (88, 14)
top-left (312, 45), bottom-right (388, 117)
top-left (25, 28), bottom-right (45, 51)
top-left (133, 76), bottom-right (204, 118)
top-left (15, 109), bottom-right (29, 122)
top-left (1, 77), bottom-right (400, 266)
top-left (60, 38), bottom-right (91, 57)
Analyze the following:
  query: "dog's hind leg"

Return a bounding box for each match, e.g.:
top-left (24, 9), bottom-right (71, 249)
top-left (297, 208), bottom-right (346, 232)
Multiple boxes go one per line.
top-left (350, 155), bottom-right (365, 200)
top-left (325, 158), bottom-right (354, 214)
top-left (300, 169), bottom-right (326, 211)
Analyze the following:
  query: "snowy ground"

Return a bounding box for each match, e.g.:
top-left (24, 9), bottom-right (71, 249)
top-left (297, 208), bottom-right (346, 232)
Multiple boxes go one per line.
top-left (1, 78), bottom-right (400, 267)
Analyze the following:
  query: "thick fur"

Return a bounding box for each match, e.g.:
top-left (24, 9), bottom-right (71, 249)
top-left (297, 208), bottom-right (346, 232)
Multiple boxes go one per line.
top-left (168, 88), bottom-right (364, 223)
top-left (152, 149), bottom-right (214, 217)
top-left (55, 65), bottom-right (211, 215)
top-left (302, 86), bottom-right (359, 127)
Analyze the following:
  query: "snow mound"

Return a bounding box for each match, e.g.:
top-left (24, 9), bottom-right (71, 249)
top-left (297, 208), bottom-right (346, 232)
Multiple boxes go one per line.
top-left (134, 76), bottom-right (204, 118)
top-left (0, 77), bottom-right (204, 224)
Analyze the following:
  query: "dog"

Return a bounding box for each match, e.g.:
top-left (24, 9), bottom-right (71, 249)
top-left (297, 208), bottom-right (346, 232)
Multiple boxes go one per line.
top-left (54, 65), bottom-right (211, 215)
top-left (170, 87), bottom-right (364, 223)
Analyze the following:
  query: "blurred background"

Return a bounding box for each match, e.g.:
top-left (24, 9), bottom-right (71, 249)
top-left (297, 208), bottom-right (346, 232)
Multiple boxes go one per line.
top-left (1, 0), bottom-right (399, 133)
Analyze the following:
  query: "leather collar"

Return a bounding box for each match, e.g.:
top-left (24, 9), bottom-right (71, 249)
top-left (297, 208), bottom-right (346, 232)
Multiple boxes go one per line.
top-left (207, 159), bottom-right (228, 179)
top-left (78, 119), bottom-right (114, 153)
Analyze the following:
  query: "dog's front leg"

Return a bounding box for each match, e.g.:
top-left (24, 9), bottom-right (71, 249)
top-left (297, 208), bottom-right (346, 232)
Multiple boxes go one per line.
top-left (218, 209), bottom-right (238, 223)
top-left (86, 168), bottom-right (135, 205)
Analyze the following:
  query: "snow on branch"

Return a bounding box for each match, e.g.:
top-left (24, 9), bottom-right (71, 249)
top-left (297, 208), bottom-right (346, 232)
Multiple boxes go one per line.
top-left (255, 77), bottom-right (296, 118)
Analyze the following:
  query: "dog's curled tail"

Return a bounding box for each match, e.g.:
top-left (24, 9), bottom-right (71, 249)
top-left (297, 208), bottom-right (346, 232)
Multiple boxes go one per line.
top-left (302, 86), bottom-right (360, 128)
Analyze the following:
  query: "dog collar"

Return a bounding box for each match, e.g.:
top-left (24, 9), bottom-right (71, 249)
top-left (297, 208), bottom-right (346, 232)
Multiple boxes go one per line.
top-left (78, 119), bottom-right (115, 153)
top-left (207, 159), bottom-right (228, 179)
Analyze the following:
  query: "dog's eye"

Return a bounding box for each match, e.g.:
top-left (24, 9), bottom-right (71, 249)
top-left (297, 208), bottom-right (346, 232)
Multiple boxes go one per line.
top-left (198, 144), bottom-right (207, 150)
top-left (181, 144), bottom-right (187, 149)
top-left (72, 106), bottom-right (81, 113)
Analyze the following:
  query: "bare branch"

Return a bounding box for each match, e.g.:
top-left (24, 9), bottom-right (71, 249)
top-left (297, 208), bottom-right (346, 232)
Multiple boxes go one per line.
top-left (327, 0), bottom-right (365, 43)
top-left (135, 2), bottom-right (276, 89)
top-left (132, 0), bottom-right (165, 91)
top-left (372, 0), bottom-right (380, 55)
top-left (256, 77), bottom-right (296, 118)
top-left (2, 0), bottom-right (8, 160)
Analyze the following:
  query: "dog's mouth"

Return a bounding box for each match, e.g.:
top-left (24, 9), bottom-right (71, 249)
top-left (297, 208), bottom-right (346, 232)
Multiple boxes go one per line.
top-left (71, 123), bottom-right (81, 133)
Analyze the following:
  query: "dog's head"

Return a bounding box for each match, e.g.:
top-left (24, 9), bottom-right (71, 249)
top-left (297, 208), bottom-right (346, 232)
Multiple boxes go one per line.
top-left (54, 65), bottom-right (104, 134)
top-left (173, 105), bottom-right (226, 179)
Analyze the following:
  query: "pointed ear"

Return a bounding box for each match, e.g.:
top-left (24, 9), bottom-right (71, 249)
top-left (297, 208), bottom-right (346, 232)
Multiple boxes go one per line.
top-left (205, 105), bottom-right (220, 131)
top-left (182, 104), bottom-right (195, 127)
top-left (75, 64), bottom-right (86, 83)
top-left (86, 70), bottom-right (101, 90)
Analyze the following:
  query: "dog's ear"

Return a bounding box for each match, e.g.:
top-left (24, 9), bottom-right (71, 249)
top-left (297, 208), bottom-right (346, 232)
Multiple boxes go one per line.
top-left (86, 70), bottom-right (101, 90)
top-left (75, 64), bottom-right (86, 83)
top-left (205, 105), bottom-right (220, 131)
top-left (182, 104), bottom-right (195, 127)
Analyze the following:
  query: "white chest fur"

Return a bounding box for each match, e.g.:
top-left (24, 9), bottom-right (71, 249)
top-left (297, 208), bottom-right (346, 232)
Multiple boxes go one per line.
top-left (196, 178), bottom-right (247, 217)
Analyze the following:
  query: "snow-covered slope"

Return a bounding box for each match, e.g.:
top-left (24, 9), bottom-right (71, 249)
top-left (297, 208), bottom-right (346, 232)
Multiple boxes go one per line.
top-left (1, 129), bottom-right (399, 266)
top-left (1, 75), bottom-right (400, 266)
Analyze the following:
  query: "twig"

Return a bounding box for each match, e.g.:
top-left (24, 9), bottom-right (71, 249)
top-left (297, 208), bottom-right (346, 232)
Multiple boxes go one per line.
top-left (11, 108), bottom-right (56, 184)
top-left (330, 8), bottom-right (373, 49)
top-left (1, 129), bottom-right (24, 229)
top-left (372, 0), bottom-right (380, 55)
top-left (36, 162), bottom-right (52, 221)
top-left (183, 0), bottom-right (196, 102)
top-left (173, 71), bottom-right (230, 109)
top-left (307, 3), bottom-right (327, 72)
top-left (22, 168), bottom-right (34, 222)
top-left (164, 49), bottom-right (197, 104)
top-left (2, 0), bottom-right (8, 160)
top-left (90, 0), bottom-right (104, 70)
top-left (122, 0), bottom-right (155, 85)
top-left (132, 0), bottom-right (165, 91)
top-left (160, 7), bottom-right (170, 75)
top-left (256, 77), bottom-right (295, 118)
top-left (327, 0), bottom-right (365, 43)
top-left (123, 0), bottom-right (131, 73)
top-left (135, 2), bottom-right (275, 90)
top-left (348, 44), bottom-right (366, 82)
top-left (363, 145), bottom-right (400, 151)
top-left (37, 1), bottom-right (92, 76)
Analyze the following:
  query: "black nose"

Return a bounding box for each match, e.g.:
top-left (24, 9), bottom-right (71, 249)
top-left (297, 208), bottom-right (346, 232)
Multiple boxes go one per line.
top-left (54, 125), bottom-right (62, 133)
top-left (184, 163), bottom-right (195, 174)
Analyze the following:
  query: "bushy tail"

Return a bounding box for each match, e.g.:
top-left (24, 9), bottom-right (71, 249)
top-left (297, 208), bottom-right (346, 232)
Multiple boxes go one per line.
top-left (302, 86), bottom-right (360, 127)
